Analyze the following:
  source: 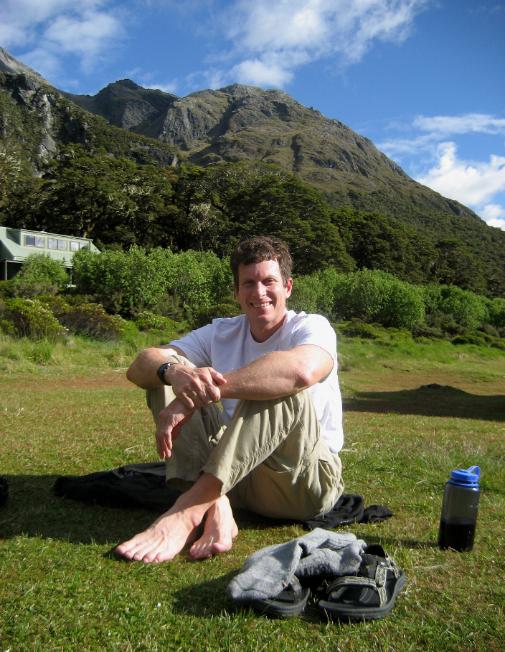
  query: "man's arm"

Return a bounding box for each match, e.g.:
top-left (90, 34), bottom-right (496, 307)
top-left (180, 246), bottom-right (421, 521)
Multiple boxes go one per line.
top-left (221, 345), bottom-right (333, 400)
top-left (126, 345), bottom-right (226, 408)
top-left (126, 343), bottom-right (333, 406)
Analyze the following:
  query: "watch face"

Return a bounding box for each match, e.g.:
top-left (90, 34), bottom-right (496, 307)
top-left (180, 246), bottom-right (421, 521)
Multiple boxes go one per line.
top-left (157, 362), bottom-right (170, 384)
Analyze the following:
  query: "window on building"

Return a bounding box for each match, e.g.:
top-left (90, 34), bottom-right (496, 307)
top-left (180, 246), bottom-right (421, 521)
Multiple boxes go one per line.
top-left (49, 238), bottom-right (68, 251)
top-left (25, 235), bottom-right (45, 248)
top-left (70, 241), bottom-right (88, 251)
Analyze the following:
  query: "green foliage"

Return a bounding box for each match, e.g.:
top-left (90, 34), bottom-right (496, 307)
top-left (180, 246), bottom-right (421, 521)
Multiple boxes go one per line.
top-left (58, 303), bottom-right (127, 341)
top-left (289, 268), bottom-right (343, 318)
top-left (487, 297), bottom-right (505, 329)
top-left (72, 246), bottom-right (231, 325)
top-left (338, 319), bottom-right (382, 339)
top-left (10, 254), bottom-right (68, 296)
top-left (175, 163), bottom-right (355, 274)
top-left (193, 300), bottom-right (241, 329)
top-left (2, 297), bottom-right (65, 341)
top-left (423, 285), bottom-right (489, 333)
top-left (162, 250), bottom-right (233, 322)
top-left (134, 311), bottom-right (187, 339)
top-left (72, 246), bottom-right (170, 317)
top-left (332, 269), bottom-right (425, 329)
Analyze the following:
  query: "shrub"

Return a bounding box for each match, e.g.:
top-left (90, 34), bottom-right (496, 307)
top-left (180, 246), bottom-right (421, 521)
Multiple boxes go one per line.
top-left (338, 319), bottom-right (381, 339)
top-left (193, 300), bottom-right (241, 328)
top-left (488, 297), bottom-right (505, 329)
top-left (10, 254), bottom-right (69, 296)
top-left (134, 311), bottom-right (186, 338)
top-left (73, 246), bottom-right (232, 324)
top-left (163, 251), bottom-right (233, 324)
top-left (3, 298), bottom-right (65, 341)
top-left (58, 303), bottom-right (126, 340)
top-left (332, 269), bottom-right (425, 329)
top-left (424, 285), bottom-right (489, 332)
top-left (289, 268), bottom-right (342, 318)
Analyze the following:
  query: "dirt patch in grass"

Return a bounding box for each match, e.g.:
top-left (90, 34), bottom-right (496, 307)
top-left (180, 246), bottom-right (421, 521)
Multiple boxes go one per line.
top-left (0, 370), bottom-right (132, 392)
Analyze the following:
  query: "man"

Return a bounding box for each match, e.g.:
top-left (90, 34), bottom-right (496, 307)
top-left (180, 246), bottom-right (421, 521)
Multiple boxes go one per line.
top-left (115, 236), bottom-right (344, 563)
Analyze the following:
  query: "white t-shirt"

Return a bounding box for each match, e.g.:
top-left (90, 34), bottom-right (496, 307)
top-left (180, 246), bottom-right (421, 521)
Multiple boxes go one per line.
top-left (170, 310), bottom-right (344, 453)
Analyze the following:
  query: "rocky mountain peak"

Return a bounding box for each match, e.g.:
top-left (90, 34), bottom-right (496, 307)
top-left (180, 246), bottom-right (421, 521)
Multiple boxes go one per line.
top-left (0, 48), bottom-right (47, 84)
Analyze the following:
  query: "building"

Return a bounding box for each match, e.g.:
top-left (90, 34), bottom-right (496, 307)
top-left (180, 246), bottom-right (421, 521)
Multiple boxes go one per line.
top-left (0, 226), bottom-right (99, 281)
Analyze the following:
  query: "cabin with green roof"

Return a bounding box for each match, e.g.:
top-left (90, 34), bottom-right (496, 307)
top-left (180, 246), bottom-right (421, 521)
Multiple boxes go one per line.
top-left (0, 227), bottom-right (99, 281)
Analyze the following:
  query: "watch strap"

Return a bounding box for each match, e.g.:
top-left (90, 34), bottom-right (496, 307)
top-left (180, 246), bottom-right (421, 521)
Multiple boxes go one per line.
top-left (156, 361), bottom-right (180, 385)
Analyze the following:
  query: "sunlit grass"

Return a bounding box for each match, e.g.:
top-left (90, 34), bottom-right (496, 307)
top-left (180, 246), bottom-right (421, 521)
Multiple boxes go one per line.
top-left (1, 335), bottom-right (504, 650)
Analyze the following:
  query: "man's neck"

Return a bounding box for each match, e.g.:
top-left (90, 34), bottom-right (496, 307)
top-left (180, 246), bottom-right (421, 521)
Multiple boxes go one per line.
top-left (249, 312), bottom-right (287, 343)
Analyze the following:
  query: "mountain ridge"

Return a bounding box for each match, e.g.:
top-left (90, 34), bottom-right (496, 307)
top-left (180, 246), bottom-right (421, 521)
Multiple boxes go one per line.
top-left (1, 48), bottom-right (504, 297)
top-left (66, 79), bottom-right (480, 229)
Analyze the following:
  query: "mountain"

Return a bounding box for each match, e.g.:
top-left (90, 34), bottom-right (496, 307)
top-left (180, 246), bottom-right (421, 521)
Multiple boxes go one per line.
top-left (0, 48), bottom-right (177, 171)
top-left (68, 80), bottom-right (478, 229)
top-left (1, 48), bottom-right (504, 296)
top-left (64, 79), bottom-right (177, 135)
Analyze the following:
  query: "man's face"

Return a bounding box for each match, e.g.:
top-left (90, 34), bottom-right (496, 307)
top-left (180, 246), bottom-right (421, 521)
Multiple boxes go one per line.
top-left (235, 259), bottom-right (293, 342)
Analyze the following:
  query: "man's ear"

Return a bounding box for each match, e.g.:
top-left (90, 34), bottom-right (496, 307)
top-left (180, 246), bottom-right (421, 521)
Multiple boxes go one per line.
top-left (285, 277), bottom-right (293, 297)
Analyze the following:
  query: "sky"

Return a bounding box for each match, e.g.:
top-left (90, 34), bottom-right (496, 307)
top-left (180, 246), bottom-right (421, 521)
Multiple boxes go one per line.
top-left (1, 0), bottom-right (505, 230)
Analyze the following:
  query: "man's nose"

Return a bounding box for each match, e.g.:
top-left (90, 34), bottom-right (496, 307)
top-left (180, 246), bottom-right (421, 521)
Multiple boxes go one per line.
top-left (252, 282), bottom-right (266, 296)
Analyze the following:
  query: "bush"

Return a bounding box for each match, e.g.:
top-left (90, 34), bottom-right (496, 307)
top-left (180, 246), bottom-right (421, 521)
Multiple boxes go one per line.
top-left (58, 303), bottom-right (127, 340)
top-left (193, 300), bottom-right (241, 329)
top-left (488, 297), bottom-right (505, 329)
top-left (73, 246), bottom-right (232, 325)
top-left (332, 269), bottom-right (425, 329)
top-left (289, 268), bottom-right (342, 318)
top-left (3, 298), bottom-right (65, 341)
top-left (163, 251), bottom-right (233, 324)
top-left (134, 311), bottom-right (187, 338)
top-left (10, 254), bottom-right (69, 296)
top-left (338, 319), bottom-right (381, 339)
top-left (424, 285), bottom-right (489, 333)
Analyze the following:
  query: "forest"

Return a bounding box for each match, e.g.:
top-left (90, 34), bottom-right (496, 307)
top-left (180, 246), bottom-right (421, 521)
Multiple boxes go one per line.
top-left (2, 144), bottom-right (503, 298)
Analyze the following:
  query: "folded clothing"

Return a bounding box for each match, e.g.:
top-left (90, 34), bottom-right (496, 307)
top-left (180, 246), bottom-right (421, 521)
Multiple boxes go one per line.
top-left (228, 528), bottom-right (366, 604)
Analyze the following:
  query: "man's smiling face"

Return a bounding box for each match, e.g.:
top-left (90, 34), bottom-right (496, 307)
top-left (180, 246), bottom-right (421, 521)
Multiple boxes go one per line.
top-left (235, 259), bottom-right (293, 342)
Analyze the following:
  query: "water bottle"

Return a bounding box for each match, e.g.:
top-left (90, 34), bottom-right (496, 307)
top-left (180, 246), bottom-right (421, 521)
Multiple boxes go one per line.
top-left (438, 466), bottom-right (480, 551)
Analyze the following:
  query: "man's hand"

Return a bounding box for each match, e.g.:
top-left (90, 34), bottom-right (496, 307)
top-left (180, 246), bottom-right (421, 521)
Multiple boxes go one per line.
top-left (168, 365), bottom-right (227, 410)
top-left (155, 398), bottom-right (193, 460)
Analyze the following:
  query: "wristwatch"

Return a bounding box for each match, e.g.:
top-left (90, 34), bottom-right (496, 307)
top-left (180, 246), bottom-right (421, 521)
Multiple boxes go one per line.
top-left (156, 361), bottom-right (180, 385)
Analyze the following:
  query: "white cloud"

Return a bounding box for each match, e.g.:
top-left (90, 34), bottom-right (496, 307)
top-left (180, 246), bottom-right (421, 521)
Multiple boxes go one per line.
top-left (221, 0), bottom-right (429, 87)
top-left (417, 142), bottom-right (505, 206)
top-left (231, 59), bottom-right (293, 87)
top-left (0, 1), bottom-right (123, 79)
top-left (413, 113), bottom-right (505, 136)
top-left (480, 203), bottom-right (505, 231)
top-left (416, 142), bottom-right (505, 230)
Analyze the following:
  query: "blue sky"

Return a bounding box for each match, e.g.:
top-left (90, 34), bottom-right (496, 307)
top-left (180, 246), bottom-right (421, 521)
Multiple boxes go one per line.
top-left (1, 0), bottom-right (505, 230)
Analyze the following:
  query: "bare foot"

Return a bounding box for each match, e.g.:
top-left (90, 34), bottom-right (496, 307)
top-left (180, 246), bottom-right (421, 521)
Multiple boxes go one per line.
top-left (189, 495), bottom-right (238, 560)
top-left (115, 472), bottom-right (223, 563)
top-left (115, 507), bottom-right (201, 563)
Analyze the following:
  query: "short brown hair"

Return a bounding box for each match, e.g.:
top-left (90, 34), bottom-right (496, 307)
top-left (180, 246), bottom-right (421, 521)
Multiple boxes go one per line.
top-left (230, 236), bottom-right (293, 288)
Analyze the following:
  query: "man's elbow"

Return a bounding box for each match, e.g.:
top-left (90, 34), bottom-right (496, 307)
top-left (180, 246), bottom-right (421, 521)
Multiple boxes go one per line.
top-left (292, 358), bottom-right (333, 390)
top-left (293, 367), bottom-right (317, 390)
top-left (126, 348), bottom-right (155, 386)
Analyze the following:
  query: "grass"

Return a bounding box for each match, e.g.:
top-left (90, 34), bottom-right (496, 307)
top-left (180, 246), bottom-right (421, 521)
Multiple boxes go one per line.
top-left (1, 332), bottom-right (504, 651)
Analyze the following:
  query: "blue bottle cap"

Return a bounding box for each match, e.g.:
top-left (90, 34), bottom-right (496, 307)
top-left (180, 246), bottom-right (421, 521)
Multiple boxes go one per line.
top-left (450, 466), bottom-right (480, 486)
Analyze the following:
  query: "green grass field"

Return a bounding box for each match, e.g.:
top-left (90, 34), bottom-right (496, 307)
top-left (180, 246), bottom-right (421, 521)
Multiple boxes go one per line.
top-left (1, 333), bottom-right (504, 651)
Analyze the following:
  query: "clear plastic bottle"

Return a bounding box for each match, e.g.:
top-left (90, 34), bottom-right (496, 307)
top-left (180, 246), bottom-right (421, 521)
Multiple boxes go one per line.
top-left (438, 466), bottom-right (480, 551)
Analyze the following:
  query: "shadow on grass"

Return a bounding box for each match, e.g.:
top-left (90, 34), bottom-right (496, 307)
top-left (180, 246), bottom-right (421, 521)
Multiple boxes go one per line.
top-left (344, 384), bottom-right (505, 421)
top-left (172, 570), bottom-right (238, 617)
top-left (0, 474), bottom-right (169, 545)
top-left (0, 474), bottom-right (299, 546)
